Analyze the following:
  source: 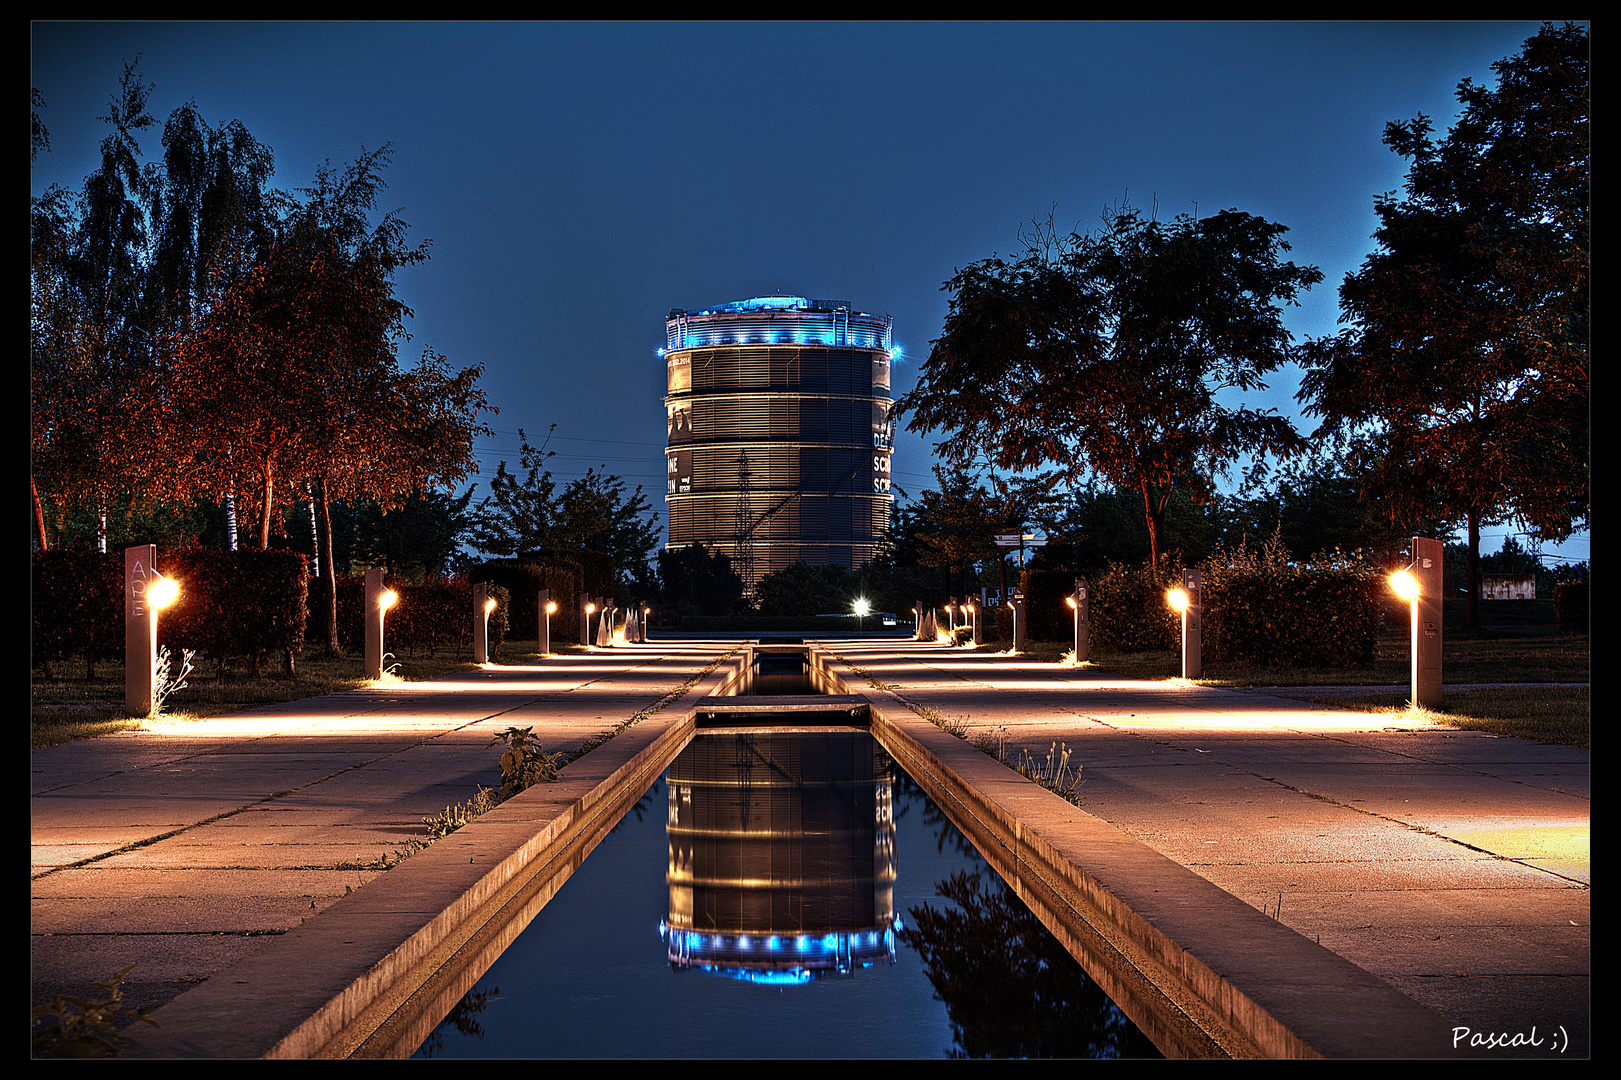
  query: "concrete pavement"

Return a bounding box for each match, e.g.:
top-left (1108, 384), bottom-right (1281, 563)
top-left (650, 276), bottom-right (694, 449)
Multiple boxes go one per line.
top-left (32, 636), bottom-right (1589, 1058)
top-left (829, 639), bottom-right (1590, 1059)
top-left (31, 641), bottom-right (739, 1028)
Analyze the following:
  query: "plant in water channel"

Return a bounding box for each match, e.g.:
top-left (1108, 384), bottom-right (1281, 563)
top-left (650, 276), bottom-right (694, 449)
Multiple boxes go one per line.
top-left (32, 966), bottom-right (159, 1058)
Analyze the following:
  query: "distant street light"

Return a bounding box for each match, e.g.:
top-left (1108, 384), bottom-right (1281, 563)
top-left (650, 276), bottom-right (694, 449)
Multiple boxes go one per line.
top-left (853, 597), bottom-right (870, 633)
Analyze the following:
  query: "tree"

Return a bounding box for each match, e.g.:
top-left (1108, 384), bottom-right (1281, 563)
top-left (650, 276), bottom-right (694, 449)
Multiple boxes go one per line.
top-left (156, 147), bottom-right (490, 652)
top-left (755, 560), bottom-right (857, 616)
top-left (897, 204), bottom-right (1320, 564)
top-left (657, 543), bottom-right (744, 618)
top-left (31, 61), bottom-right (160, 550)
top-left (909, 465), bottom-right (997, 599)
top-left (553, 469), bottom-right (661, 591)
top-left (468, 428), bottom-right (559, 557)
top-left (1298, 23), bottom-right (1588, 629)
top-left (470, 429), bottom-right (660, 598)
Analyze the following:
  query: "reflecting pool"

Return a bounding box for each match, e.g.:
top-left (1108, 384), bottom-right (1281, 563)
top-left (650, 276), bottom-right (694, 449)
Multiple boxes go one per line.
top-left (414, 729), bottom-right (1160, 1059)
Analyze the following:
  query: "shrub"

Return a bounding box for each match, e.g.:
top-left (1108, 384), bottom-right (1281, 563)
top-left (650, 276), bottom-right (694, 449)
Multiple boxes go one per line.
top-left (1199, 535), bottom-right (1382, 668)
top-left (31, 551), bottom-right (122, 677)
top-left (1089, 556), bottom-right (1183, 653)
top-left (1554, 579), bottom-right (1589, 635)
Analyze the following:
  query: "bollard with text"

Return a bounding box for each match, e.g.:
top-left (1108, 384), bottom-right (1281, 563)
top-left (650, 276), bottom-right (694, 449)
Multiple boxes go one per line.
top-left (1392, 536), bottom-right (1443, 709)
top-left (1167, 570), bottom-right (1202, 679)
top-left (1066, 577), bottom-right (1090, 662)
top-left (364, 569), bottom-right (396, 681)
top-left (1010, 589), bottom-right (1027, 654)
top-left (124, 545), bottom-right (178, 717)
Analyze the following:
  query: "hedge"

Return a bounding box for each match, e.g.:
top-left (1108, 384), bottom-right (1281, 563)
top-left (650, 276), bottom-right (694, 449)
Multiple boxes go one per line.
top-left (999, 543), bottom-right (1383, 668)
top-left (472, 557), bottom-right (579, 642)
top-left (31, 551), bottom-right (122, 677)
top-left (333, 576), bottom-right (509, 659)
top-left (1200, 544), bottom-right (1383, 668)
top-left (158, 549), bottom-right (308, 675)
top-left (32, 548), bottom-right (308, 677)
top-left (1554, 580), bottom-right (1589, 635)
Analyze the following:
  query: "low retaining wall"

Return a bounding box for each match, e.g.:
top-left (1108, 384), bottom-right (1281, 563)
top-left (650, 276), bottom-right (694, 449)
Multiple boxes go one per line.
top-left (810, 645), bottom-right (1459, 1059)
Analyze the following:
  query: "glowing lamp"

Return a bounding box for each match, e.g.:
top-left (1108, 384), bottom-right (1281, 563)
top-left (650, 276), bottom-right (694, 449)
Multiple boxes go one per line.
top-left (484, 596), bottom-right (498, 615)
top-left (547, 601), bottom-right (558, 614)
top-left (1390, 568), bottom-right (1420, 602)
top-left (1167, 588), bottom-right (1190, 613)
top-left (148, 574), bottom-right (180, 610)
top-left (379, 589), bottom-right (399, 611)
top-left (1064, 595), bottom-right (1077, 610)
top-left (853, 599), bottom-right (870, 617)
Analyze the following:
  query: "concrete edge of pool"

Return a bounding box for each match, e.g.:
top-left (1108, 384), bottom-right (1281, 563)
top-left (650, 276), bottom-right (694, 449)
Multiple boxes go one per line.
top-left (126, 642), bottom-right (1460, 1059)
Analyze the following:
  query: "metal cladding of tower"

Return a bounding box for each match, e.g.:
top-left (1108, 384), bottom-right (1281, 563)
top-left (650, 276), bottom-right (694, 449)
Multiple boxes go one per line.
top-left (662, 296), bottom-right (895, 598)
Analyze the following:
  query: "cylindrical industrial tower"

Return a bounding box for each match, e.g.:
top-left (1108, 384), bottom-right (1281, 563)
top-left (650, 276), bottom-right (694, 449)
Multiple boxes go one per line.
top-left (663, 296), bottom-right (894, 598)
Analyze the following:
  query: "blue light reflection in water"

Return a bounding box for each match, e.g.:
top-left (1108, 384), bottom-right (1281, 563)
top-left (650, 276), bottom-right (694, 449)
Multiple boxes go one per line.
top-left (414, 732), bottom-right (1158, 1059)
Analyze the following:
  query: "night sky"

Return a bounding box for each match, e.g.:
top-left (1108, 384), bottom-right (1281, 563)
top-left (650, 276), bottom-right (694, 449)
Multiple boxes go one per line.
top-left (30, 21), bottom-right (1586, 566)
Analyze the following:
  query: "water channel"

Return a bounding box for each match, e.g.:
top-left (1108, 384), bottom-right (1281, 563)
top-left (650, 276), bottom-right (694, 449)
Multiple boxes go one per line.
top-left (410, 672), bottom-right (1161, 1059)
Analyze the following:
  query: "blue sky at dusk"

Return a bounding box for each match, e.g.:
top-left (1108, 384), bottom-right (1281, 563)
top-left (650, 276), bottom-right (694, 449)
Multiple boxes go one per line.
top-left (30, 21), bottom-right (1586, 565)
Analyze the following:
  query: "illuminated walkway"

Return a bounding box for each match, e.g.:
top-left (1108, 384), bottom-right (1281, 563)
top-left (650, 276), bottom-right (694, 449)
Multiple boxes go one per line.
top-left (830, 639), bottom-right (1590, 1059)
top-left (31, 635), bottom-right (1589, 1057)
top-left (30, 641), bottom-right (740, 1030)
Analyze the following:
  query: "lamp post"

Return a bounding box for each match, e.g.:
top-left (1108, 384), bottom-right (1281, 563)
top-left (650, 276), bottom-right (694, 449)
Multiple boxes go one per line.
top-left (364, 569), bottom-right (397, 681)
top-left (1010, 588), bottom-right (1026, 654)
top-left (538, 589), bottom-right (552, 656)
top-left (582, 598), bottom-right (595, 648)
top-left (854, 597), bottom-right (870, 634)
top-left (474, 581), bottom-right (494, 664)
top-left (967, 599), bottom-right (982, 647)
top-left (1393, 536), bottom-right (1443, 709)
top-left (642, 605), bottom-right (653, 643)
top-left (125, 545), bottom-right (180, 717)
top-left (1166, 569), bottom-right (1201, 679)
top-left (1066, 576), bottom-right (1089, 663)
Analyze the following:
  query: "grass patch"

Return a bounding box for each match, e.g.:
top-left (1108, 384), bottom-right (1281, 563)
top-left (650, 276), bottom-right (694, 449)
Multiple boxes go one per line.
top-left (31, 648), bottom-right (488, 748)
top-left (1318, 687), bottom-right (1589, 749)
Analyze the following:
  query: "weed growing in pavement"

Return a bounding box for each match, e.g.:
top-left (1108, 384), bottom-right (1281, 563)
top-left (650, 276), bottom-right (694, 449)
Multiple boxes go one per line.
top-left (967, 725), bottom-right (1085, 806)
top-left (153, 646), bottom-right (196, 716)
top-left (31, 966), bottom-right (158, 1058)
top-left (488, 726), bottom-right (566, 800)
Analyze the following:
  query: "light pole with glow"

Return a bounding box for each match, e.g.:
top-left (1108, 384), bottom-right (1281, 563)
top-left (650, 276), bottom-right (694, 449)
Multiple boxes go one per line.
top-left (1065, 576), bottom-right (1089, 662)
top-left (1392, 536), bottom-right (1443, 709)
top-left (1167, 569), bottom-right (1201, 679)
top-left (125, 544), bottom-right (181, 717)
top-left (364, 568), bottom-right (398, 681)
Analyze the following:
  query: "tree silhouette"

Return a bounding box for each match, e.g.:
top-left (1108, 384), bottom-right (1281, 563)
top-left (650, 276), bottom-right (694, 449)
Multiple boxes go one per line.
top-left (897, 204), bottom-right (1319, 564)
top-left (1299, 23), bottom-right (1588, 628)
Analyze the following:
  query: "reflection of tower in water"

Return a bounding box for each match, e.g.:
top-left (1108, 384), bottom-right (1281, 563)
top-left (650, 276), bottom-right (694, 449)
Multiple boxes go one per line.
top-left (661, 731), bottom-right (898, 983)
